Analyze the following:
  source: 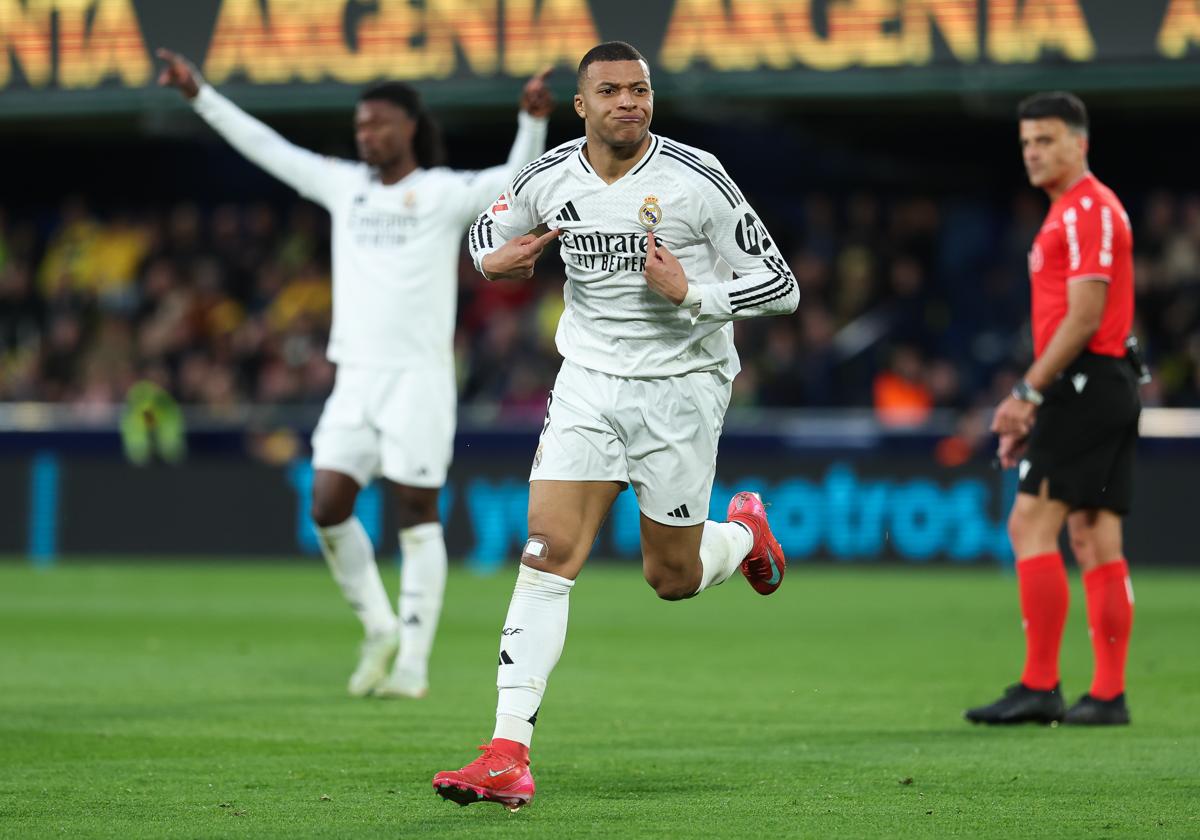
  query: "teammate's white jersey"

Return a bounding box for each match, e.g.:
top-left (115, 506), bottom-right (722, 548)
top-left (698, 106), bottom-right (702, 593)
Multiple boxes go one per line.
top-left (193, 85), bottom-right (548, 369)
top-left (468, 134), bottom-right (798, 380)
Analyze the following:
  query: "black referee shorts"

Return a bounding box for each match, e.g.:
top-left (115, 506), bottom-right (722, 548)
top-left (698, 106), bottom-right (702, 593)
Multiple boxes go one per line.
top-left (1018, 352), bottom-right (1141, 515)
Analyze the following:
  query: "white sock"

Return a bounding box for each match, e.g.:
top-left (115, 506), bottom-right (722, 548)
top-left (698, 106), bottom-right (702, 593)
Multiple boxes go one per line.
top-left (395, 522), bottom-right (448, 681)
top-left (493, 563), bottom-right (574, 747)
top-left (315, 517), bottom-right (396, 637)
top-left (695, 520), bottom-right (754, 594)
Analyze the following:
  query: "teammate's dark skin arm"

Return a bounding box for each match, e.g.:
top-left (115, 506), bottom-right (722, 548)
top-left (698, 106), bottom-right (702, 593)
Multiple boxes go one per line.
top-left (992, 278), bottom-right (1107, 452)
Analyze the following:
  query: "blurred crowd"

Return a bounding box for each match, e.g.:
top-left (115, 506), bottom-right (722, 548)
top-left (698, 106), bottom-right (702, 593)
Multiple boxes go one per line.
top-left (2, 189), bottom-right (1199, 423)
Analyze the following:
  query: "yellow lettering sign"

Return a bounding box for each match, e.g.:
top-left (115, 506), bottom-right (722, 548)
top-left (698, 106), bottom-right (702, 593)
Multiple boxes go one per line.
top-left (503, 0), bottom-right (599, 76)
top-left (0, 0), bottom-right (53, 86)
top-left (351, 0), bottom-right (428, 81)
top-left (204, 0), bottom-right (277, 84)
top-left (56, 0), bottom-right (150, 88)
top-left (988, 0), bottom-right (1095, 63)
top-left (426, 0), bottom-right (499, 77)
top-left (1158, 0), bottom-right (1200, 58)
top-left (662, 0), bottom-right (981, 73)
top-left (207, 0), bottom-right (502, 85)
top-left (661, 0), bottom-right (856, 73)
top-left (903, 0), bottom-right (978, 64)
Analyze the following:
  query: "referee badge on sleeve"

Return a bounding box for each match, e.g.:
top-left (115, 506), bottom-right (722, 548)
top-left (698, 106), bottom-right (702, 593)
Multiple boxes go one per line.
top-left (638, 195), bottom-right (662, 229)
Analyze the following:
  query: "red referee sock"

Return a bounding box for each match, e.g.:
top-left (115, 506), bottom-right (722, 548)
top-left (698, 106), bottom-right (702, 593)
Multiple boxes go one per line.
top-left (1084, 559), bottom-right (1134, 700)
top-left (1017, 552), bottom-right (1069, 691)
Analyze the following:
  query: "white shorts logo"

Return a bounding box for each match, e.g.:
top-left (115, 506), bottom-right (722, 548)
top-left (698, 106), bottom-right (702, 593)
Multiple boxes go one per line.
top-left (1019, 459), bottom-right (1032, 480)
top-left (1072, 373), bottom-right (1089, 393)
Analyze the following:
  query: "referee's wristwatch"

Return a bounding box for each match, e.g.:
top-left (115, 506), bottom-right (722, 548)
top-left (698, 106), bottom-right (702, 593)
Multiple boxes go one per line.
top-left (1011, 379), bottom-right (1044, 406)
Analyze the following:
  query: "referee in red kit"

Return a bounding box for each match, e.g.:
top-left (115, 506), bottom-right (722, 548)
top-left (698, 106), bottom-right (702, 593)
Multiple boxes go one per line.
top-left (966, 92), bottom-right (1140, 726)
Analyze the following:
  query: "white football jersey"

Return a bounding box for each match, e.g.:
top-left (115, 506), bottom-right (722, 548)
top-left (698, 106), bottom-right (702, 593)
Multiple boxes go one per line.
top-left (468, 134), bottom-right (798, 380)
top-left (193, 85), bottom-right (548, 369)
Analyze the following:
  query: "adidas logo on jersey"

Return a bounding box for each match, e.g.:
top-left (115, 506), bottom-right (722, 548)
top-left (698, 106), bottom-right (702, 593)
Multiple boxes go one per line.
top-left (555, 201), bottom-right (581, 223)
top-left (666, 504), bottom-right (692, 519)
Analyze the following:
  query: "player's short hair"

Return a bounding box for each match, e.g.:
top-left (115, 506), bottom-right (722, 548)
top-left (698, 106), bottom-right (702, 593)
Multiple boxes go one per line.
top-left (1017, 91), bottom-right (1089, 134)
top-left (358, 81), bottom-right (446, 168)
top-left (577, 41), bottom-right (648, 88)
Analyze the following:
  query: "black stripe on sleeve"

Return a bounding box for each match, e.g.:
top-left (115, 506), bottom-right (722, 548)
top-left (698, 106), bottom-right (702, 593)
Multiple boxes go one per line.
top-left (513, 141), bottom-right (576, 181)
top-left (661, 141), bottom-right (744, 204)
top-left (513, 144), bottom-right (579, 196)
top-left (730, 276), bottom-right (791, 308)
top-left (659, 148), bottom-right (739, 208)
top-left (728, 274), bottom-right (785, 301)
top-left (470, 216), bottom-right (483, 252)
top-left (731, 283), bottom-right (796, 313)
top-left (729, 255), bottom-right (797, 311)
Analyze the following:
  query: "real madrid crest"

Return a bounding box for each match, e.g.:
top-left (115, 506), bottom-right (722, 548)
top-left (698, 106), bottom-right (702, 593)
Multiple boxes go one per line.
top-left (638, 195), bottom-right (662, 229)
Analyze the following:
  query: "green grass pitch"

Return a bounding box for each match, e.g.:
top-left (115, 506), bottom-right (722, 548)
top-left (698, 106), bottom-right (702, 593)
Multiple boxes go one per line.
top-left (1, 561), bottom-right (1197, 838)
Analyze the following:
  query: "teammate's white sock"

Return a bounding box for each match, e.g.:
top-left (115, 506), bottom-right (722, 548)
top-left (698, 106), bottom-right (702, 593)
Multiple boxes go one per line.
top-left (493, 563), bottom-right (574, 747)
top-left (316, 517), bottom-right (396, 638)
top-left (395, 522), bottom-right (448, 682)
top-left (695, 520), bottom-right (754, 594)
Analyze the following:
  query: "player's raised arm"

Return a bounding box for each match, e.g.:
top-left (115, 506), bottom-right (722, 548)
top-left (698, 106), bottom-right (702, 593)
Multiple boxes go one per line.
top-left (157, 48), bottom-right (345, 208)
top-left (451, 68), bottom-right (553, 223)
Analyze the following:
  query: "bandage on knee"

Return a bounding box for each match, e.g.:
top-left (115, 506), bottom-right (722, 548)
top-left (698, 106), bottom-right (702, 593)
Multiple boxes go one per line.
top-left (522, 537), bottom-right (549, 563)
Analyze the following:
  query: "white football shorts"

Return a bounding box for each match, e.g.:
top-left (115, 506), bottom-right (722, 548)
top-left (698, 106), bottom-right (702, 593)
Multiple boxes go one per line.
top-left (311, 364), bottom-right (455, 488)
top-left (531, 359), bottom-right (732, 526)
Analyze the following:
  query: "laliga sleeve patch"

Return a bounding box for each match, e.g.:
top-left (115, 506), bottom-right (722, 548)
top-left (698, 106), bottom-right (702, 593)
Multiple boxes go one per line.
top-left (491, 193), bottom-right (510, 214)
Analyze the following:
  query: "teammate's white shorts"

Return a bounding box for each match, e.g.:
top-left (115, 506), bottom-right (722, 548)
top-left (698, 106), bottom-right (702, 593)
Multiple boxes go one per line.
top-left (531, 360), bottom-right (732, 526)
top-left (312, 364), bottom-right (456, 489)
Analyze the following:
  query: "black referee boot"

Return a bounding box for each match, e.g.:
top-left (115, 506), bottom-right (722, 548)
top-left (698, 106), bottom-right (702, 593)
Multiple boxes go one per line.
top-left (964, 683), bottom-right (1065, 725)
top-left (1063, 693), bottom-right (1130, 726)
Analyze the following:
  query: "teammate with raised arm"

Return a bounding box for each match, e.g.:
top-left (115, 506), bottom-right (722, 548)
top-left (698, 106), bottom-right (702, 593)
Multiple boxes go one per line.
top-left (156, 49), bottom-right (553, 700)
top-left (432, 42), bottom-right (798, 811)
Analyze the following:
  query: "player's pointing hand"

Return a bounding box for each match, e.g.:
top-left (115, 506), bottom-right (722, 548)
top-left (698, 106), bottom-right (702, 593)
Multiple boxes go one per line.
top-left (156, 48), bottom-right (202, 100)
top-left (481, 228), bottom-right (562, 281)
top-left (643, 231), bottom-right (688, 305)
top-left (520, 66), bottom-right (556, 119)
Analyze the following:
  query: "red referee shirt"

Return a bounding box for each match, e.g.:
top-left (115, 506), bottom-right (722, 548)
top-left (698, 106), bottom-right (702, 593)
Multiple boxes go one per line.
top-left (1028, 172), bottom-right (1134, 358)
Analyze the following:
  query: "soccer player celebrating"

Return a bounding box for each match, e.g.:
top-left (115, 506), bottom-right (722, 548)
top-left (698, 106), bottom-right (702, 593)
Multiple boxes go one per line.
top-left (156, 49), bottom-right (553, 699)
top-left (966, 92), bottom-right (1139, 726)
top-left (431, 42), bottom-right (797, 810)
